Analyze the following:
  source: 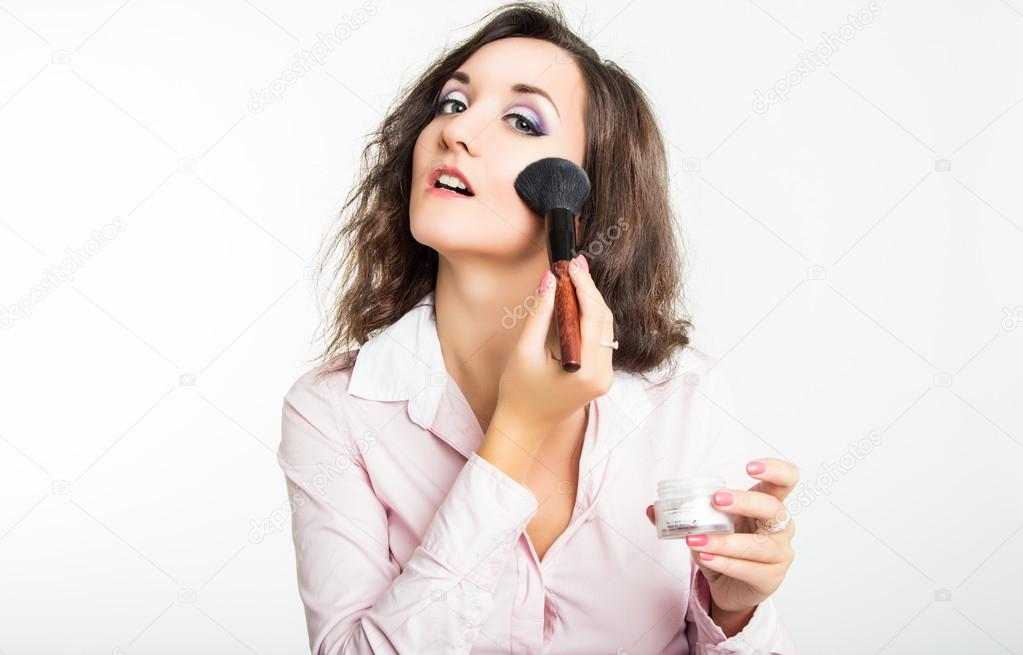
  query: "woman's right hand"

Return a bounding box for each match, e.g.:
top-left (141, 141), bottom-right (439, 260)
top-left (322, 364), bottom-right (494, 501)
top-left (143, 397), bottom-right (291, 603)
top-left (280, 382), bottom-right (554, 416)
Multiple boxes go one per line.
top-left (489, 253), bottom-right (617, 453)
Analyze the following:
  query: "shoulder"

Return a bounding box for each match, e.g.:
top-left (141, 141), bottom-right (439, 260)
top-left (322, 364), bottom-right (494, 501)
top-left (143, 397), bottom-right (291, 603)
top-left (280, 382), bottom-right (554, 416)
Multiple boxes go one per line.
top-left (602, 345), bottom-right (726, 427)
top-left (638, 344), bottom-right (726, 398)
top-left (283, 349), bottom-right (360, 407)
top-left (638, 345), bottom-right (738, 445)
top-left (280, 349), bottom-right (363, 441)
top-left (280, 349), bottom-right (374, 466)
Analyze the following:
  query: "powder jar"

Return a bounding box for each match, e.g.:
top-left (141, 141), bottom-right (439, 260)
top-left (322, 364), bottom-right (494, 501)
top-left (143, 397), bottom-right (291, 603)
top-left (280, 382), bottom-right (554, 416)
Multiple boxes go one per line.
top-left (655, 476), bottom-right (735, 539)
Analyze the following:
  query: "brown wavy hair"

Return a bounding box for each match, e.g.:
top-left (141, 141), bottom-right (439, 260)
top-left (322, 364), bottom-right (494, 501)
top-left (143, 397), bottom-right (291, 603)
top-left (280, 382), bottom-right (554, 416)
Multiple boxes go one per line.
top-left (312, 1), bottom-right (693, 382)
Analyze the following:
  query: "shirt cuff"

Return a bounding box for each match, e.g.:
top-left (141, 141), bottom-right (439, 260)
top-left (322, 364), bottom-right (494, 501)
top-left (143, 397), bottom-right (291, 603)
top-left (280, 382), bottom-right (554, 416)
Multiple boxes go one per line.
top-left (419, 452), bottom-right (540, 591)
top-left (687, 568), bottom-right (797, 654)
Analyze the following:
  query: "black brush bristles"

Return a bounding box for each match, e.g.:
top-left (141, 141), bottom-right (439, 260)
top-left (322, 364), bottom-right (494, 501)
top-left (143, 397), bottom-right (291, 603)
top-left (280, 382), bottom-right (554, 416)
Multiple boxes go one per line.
top-left (513, 157), bottom-right (591, 217)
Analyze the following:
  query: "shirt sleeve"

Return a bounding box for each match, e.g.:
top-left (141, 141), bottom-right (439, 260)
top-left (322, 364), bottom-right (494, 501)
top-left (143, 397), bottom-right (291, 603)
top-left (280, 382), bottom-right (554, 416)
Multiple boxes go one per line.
top-left (681, 359), bottom-right (799, 654)
top-left (277, 370), bottom-right (540, 655)
top-left (685, 568), bottom-right (797, 654)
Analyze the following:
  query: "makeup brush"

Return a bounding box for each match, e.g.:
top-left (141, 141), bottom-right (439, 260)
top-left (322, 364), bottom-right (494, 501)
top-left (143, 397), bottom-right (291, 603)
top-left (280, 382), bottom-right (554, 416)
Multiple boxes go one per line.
top-left (514, 157), bottom-right (592, 373)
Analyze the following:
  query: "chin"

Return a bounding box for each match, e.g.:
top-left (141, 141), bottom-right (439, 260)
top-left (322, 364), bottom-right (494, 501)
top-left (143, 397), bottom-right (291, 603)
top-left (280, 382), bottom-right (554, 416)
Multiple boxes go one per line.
top-left (412, 210), bottom-right (540, 253)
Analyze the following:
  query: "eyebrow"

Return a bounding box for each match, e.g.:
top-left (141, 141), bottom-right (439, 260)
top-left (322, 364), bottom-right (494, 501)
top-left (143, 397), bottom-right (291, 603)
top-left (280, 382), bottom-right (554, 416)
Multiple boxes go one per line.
top-left (446, 71), bottom-right (560, 119)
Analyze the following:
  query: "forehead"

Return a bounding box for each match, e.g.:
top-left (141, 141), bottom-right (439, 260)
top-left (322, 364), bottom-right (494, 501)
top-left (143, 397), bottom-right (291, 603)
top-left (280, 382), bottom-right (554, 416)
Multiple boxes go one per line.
top-left (457, 37), bottom-right (586, 116)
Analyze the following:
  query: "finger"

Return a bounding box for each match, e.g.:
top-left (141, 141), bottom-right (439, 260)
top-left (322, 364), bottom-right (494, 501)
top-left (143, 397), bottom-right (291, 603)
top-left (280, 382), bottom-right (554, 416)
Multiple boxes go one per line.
top-left (684, 531), bottom-right (788, 564)
top-left (691, 550), bottom-right (782, 586)
top-left (712, 488), bottom-right (790, 527)
top-left (745, 457), bottom-right (800, 502)
top-left (567, 255), bottom-right (614, 370)
top-left (567, 254), bottom-right (606, 315)
top-left (517, 269), bottom-right (557, 359)
top-left (646, 504), bottom-right (655, 525)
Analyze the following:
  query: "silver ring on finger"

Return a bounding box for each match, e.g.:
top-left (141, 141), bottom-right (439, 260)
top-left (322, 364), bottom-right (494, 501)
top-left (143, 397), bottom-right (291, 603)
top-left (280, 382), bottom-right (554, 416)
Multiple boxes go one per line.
top-left (600, 339), bottom-right (619, 349)
top-left (755, 509), bottom-right (792, 534)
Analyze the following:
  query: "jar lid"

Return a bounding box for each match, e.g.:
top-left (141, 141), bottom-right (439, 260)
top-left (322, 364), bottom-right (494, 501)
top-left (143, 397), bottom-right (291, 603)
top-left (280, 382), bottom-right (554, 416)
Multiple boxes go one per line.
top-left (657, 476), bottom-right (727, 497)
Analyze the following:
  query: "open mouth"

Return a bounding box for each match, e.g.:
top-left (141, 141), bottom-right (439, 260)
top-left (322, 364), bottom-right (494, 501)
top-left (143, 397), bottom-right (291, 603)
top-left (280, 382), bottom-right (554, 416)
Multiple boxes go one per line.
top-left (434, 179), bottom-right (474, 196)
top-left (430, 168), bottom-right (475, 197)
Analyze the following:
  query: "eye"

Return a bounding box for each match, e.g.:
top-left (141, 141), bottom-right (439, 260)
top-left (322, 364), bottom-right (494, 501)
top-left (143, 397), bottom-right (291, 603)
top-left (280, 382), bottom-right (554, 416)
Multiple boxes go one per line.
top-left (435, 92), bottom-right (545, 137)
top-left (504, 112), bottom-right (543, 137)
top-left (436, 96), bottom-right (466, 115)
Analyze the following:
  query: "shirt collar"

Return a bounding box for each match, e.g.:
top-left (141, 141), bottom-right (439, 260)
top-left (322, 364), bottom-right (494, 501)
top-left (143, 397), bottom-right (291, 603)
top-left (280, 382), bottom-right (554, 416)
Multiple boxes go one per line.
top-left (347, 289), bottom-right (699, 457)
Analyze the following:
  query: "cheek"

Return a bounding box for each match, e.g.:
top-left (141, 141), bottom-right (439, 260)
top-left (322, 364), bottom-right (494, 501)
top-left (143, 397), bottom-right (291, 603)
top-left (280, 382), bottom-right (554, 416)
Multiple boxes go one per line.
top-left (488, 158), bottom-right (543, 225)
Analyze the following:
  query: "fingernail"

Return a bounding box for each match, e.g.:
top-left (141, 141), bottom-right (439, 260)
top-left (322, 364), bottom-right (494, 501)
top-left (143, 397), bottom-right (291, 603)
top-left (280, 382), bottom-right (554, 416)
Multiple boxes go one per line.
top-left (538, 270), bottom-right (552, 295)
top-left (577, 254), bottom-right (588, 271)
top-left (698, 552), bottom-right (715, 561)
top-left (746, 461), bottom-right (765, 475)
top-left (686, 534), bottom-right (708, 547)
top-left (713, 491), bottom-right (733, 506)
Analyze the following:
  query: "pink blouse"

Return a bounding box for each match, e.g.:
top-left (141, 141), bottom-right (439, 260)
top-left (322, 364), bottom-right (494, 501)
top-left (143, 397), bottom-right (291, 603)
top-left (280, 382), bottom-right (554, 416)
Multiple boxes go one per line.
top-left (278, 290), bottom-right (797, 654)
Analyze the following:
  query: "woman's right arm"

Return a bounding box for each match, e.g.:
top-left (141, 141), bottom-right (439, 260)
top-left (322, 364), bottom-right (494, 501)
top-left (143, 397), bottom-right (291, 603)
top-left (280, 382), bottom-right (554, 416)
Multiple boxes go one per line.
top-left (278, 371), bottom-right (540, 655)
top-left (279, 257), bottom-right (610, 653)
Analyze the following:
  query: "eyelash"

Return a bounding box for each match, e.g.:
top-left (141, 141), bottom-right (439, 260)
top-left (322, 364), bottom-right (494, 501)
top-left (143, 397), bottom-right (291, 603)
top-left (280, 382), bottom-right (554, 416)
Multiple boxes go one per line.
top-left (435, 97), bottom-right (544, 137)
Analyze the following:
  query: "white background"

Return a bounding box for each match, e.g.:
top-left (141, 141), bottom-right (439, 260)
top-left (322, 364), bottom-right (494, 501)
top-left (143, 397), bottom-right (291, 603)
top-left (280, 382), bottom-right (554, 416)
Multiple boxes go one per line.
top-left (2, 1), bottom-right (1022, 653)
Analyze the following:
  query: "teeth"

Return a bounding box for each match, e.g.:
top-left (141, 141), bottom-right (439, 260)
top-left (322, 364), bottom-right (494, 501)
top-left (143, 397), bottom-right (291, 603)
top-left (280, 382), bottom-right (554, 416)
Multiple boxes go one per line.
top-left (438, 173), bottom-right (468, 191)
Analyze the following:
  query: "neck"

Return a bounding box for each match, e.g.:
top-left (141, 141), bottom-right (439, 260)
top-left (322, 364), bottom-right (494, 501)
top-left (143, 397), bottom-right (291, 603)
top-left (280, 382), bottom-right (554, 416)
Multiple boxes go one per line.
top-left (432, 251), bottom-right (591, 457)
top-left (433, 250), bottom-right (545, 430)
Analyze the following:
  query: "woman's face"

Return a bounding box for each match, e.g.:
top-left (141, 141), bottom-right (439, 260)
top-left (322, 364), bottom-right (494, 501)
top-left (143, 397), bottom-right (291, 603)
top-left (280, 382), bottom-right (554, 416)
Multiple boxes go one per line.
top-left (409, 37), bottom-right (587, 260)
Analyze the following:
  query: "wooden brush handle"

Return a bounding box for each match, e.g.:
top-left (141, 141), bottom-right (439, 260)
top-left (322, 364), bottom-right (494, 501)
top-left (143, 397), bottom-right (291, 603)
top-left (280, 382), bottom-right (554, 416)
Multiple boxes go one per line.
top-left (551, 259), bottom-right (581, 372)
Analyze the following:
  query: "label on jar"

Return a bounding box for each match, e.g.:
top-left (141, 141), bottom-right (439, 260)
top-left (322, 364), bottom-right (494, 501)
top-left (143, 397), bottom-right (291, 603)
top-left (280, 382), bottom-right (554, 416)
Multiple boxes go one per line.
top-left (662, 498), bottom-right (720, 530)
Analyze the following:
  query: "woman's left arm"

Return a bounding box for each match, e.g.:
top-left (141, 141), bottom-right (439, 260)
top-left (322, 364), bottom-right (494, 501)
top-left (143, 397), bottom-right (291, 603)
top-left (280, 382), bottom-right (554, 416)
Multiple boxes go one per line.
top-left (650, 457), bottom-right (799, 653)
top-left (652, 361), bottom-right (800, 653)
top-left (689, 457), bottom-right (799, 651)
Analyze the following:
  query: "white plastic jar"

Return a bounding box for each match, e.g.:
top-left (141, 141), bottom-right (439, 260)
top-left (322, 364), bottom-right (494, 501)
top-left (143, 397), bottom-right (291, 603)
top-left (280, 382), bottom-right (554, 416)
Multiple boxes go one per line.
top-left (654, 476), bottom-right (735, 539)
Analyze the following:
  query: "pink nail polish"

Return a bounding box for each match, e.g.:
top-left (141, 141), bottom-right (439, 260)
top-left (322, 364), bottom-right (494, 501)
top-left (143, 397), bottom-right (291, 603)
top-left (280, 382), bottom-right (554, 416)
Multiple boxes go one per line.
top-left (713, 491), bottom-right (733, 506)
top-left (747, 461), bottom-right (765, 475)
top-left (698, 552), bottom-right (715, 561)
top-left (686, 534), bottom-right (708, 547)
top-left (538, 271), bottom-right (551, 295)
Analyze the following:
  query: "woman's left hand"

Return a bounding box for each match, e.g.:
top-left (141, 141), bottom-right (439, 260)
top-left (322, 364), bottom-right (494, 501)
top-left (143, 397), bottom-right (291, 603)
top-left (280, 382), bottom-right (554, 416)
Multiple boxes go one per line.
top-left (645, 457), bottom-right (799, 614)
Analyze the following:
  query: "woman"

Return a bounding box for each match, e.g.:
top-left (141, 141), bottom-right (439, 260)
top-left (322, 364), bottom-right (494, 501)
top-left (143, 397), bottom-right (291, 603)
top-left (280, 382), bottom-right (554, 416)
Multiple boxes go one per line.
top-left (279, 2), bottom-right (799, 653)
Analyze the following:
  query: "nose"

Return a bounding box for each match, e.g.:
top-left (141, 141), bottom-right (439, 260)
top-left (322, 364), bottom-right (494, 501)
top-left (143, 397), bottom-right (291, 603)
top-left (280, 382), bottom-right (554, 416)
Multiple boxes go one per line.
top-left (439, 108), bottom-right (481, 157)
